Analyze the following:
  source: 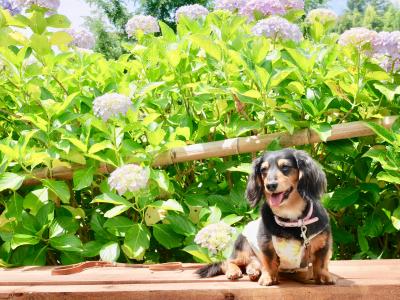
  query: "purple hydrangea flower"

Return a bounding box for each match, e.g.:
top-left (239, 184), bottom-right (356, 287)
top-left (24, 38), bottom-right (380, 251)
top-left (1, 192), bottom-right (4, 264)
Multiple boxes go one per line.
top-left (108, 164), bottom-right (150, 195)
top-left (338, 27), bottom-right (377, 49)
top-left (93, 93), bottom-right (132, 121)
top-left (252, 16), bottom-right (303, 42)
top-left (239, 0), bottom-right (286, 20)
top-left (214, 0), bottom-right (247, 12)
top-left (372, 31), bottom-right (400, 72)
top-left (125, 15), bottom-right (160, 37)
top-left (0, 0), bottom-right (21, 15)
top-left (67, 28), bottom-right (96, 49)
top-left (281, 0), bottom-right (304, 10)
top-left (15, 0), bottom-right (60, 11)
top-left (306, 8), bottom-right (337, 25)
top-left (175, 4), bottom-right (209, 22)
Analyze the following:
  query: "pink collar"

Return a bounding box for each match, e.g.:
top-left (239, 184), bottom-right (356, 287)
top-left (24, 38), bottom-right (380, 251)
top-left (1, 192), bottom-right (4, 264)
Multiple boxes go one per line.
top-left (274, 201), bottom-right (319, 228)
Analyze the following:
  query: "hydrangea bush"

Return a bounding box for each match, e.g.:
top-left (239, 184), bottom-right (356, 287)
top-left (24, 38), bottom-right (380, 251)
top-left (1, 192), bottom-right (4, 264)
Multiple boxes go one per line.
top-left (0, 3), bottom-right (399, 266)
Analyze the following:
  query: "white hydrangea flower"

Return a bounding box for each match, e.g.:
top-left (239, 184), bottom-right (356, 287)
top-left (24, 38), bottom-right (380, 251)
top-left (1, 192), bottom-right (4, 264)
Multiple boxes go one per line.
top-left (15, 0), bottom-right (60, 11)
top-left (108, 164), bottom-right (150, 195)
top-left (125, 15), bottom-right (160, 38)
top-left (194, 222), bottom-right (236, 255)
top-left (175, 4), bottom-right (209, 22)
top-left (306, 8), bottom-right (337, 25)
top-left (67, 28), bottom-right (96, 49)
top-left (338, 27), bottom-right (377, 50)
top-left (93, 93), bottom-right (132, 121)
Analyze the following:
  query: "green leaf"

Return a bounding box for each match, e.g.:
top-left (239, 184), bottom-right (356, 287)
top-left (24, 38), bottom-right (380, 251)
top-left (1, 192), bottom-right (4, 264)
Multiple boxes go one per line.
top-left (0, 173), bottom-right (25, 192)
top-left (73, 166), bottom-right (95, 191)
top-left (147, 128), bottom-right (166, 146)
top-left (190, 34), bottom-right (222, 60)
top-left (311, 123), bottom-right (332, 142)
top-left (104, 205), bottom-right (131, 218)
top-left (377, 171), bottom-right (400, 184)
top-left (166, 214), bottom-right (196, 236)
top-left (104, 216), bottom-right (133, 237)
top-left (153, 224), bottom-right (182, 249)
top-left (50, 31), bottom-right (72, 46)
top-left (159, 21), bottom-right (176, 42)
top-left (365, 122), bottom-right (396, 144)
top-left (222, 214), bottom-right (243, 225)
top-left (46, 14), bottom-right (71, 28)
top-left (357, 227), bottom-right (369, 253)
top-left (207, 206), bottom-right (222, 224)
top-left (273, 111), bottom-right (295, 134)
top-left (82, 241), bottom-right (103, 257)
top-left (91, 193), bottom-right (133, 207)
top-left (151, 170), bottom-right (173, 193)
top-left (99, 242), bottom-right (120, 262)
top-left (226, 163), bottom-right (252, 174)
top-left (391, 207), bottom-right (400, 230)
top-left (327, 187), bottom-right (360, 211)
top-left (122, 224), bottom-right (150, 260)
top-left (43, 179), bottom-right (70, 204)
top-left (150, 199), bottom-right (183, 212)
top-left (30, 33), bottom-right (51, 55)
top-left (182, 245), bottom-right (212, 263)
top-left (11, 234), bottom-right (40, 249)
top-left (49, 234), bottom-right (82, 252)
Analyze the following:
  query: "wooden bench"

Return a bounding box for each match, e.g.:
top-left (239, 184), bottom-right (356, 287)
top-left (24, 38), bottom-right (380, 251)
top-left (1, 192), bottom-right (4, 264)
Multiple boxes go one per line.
top-left (1, 260), bottom-right (399, 299)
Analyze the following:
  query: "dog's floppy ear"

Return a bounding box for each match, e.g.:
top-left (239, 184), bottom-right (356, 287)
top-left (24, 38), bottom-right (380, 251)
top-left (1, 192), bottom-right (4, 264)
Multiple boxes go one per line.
top-left (294, 150), bottom-right (326, 201)
top-left (246, 156), bottom-right (264, 207)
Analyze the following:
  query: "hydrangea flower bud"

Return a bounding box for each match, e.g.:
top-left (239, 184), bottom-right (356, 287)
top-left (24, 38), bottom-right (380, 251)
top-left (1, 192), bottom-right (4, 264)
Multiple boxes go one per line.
top-left (125, 15), bottom-right (160, 37)
top-left (93, 93), bottom-right (132, 121)
top-left (252, 16), bottom-right (303, 42)
top-left (67, 28), bottom-right (96, 50)
top-left (108, 164), bottom-right (150, 195)
top-left (194, 222), bottom-right (236, 255)
top-left (175, 4), bottom-right (209, 22)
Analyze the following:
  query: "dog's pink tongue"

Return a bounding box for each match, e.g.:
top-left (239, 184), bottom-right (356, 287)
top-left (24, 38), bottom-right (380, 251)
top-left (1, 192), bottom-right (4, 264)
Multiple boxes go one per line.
top-left (269, 192), bottom-right (285, 207)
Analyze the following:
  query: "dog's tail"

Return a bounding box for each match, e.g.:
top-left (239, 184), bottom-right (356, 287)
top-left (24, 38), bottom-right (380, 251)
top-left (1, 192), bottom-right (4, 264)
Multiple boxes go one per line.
top-left (195, 262), bottom-right (224, 278)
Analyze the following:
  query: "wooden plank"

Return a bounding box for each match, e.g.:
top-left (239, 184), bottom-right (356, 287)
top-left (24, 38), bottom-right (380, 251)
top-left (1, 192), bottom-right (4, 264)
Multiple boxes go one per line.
top-left (22, 116), bottom-right (398, 186)
top-left (0, 260), bottom-right (399, 299)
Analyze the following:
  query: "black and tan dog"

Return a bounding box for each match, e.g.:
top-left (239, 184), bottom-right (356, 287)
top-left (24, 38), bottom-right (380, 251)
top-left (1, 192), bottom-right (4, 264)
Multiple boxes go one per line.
top-left (196, 149), bottom-right (335, 286)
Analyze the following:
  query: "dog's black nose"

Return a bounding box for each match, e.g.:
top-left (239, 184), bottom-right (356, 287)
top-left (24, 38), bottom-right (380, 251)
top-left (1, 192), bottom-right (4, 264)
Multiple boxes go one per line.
top-left (266, 183), bottom-right (278, 192)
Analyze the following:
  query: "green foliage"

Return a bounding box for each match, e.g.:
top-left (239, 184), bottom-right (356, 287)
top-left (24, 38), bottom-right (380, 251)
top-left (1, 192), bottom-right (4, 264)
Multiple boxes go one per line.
top-left (0, 5), bottom-right (399, 268)
top-left (336, 0), bottom-right (400, 32)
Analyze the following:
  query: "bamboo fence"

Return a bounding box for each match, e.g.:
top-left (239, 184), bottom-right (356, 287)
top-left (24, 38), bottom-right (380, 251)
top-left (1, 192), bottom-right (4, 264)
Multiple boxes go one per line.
top-left (22, 116), bottom-right (397, 186)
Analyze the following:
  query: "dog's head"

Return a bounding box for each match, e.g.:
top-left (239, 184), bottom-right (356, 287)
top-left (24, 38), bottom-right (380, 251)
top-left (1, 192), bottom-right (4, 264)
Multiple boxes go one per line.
top-left (246, 149), bottom-right (326, 208)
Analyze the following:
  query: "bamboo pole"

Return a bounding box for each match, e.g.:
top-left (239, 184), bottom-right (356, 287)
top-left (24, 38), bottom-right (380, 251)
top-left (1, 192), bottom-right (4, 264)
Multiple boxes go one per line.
top-left (22, 116), bottom-right (397, 186)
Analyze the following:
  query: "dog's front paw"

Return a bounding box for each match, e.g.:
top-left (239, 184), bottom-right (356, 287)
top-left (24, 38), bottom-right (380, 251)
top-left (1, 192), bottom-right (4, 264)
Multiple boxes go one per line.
top-left (226, 269), bottom-right (243, 280)
top-left (258, 273), bottom-right (279, 286)
top-left (246, 265), bottom-right (261, 282)
top-left (315, 271), bottom-right (336, 285)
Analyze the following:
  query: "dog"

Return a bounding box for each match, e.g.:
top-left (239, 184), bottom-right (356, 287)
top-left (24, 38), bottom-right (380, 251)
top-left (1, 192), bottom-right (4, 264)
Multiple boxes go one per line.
top-left (196, 149), bottom-right (336, 286)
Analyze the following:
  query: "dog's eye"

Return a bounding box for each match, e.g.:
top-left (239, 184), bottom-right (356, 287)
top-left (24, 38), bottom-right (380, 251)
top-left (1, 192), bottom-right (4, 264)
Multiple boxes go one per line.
top-left (281, 165), bottom-right (291, 173)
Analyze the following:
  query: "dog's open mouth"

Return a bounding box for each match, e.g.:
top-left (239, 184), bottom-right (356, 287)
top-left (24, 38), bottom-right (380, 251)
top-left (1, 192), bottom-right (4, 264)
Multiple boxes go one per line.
top-left (268, 187), bottom-right (293, 207)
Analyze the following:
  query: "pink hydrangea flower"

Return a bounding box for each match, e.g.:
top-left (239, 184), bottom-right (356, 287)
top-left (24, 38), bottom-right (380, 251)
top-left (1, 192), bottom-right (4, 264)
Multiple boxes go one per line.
top-left (252, 16), bottom-right (303, 42)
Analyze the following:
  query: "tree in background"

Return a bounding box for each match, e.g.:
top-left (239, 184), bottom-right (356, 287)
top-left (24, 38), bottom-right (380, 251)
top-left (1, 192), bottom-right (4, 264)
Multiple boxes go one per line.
top-left (337, 0), bottom-right (400, 32)
top-left (304, 0), bottom-right (328, 11)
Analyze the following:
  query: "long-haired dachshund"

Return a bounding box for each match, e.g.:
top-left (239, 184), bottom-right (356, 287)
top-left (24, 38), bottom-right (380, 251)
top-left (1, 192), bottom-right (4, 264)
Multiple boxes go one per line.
top-left (196, 149), bottom-right (336, 285)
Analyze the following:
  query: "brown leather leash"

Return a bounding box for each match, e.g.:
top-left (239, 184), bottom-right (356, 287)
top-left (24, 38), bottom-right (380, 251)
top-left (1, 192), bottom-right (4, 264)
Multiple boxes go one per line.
top-left (51, 261), bottom-right (196, 275)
